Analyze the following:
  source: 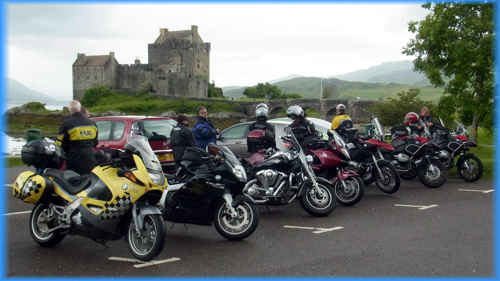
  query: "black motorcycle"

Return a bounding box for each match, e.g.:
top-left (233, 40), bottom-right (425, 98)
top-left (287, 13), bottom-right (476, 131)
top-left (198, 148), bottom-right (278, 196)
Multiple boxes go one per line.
top-left (386, 126), bottom-right (447, 188)
top-left (241, 127), bottom-right (336, 217)
top-left (160, 145), bottom-right (259, 241)
top-left (430, 120), bottom-right (483, 182)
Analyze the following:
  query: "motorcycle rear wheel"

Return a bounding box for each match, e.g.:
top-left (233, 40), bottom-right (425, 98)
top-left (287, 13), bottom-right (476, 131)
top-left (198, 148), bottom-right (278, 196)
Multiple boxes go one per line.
top-left (30, 204), bottom-right (66, 248)
top-left (334, 176), bottom-right (364, 206)
top-left (214, 195), bottom-right (259, 241)
top-left (375, 161), bottom-right (400, 194)
top-left (300, 178), bottom-right (336, 217)
top-left (127, 214), bottom-right (165, 261)
top-left (457, 153), bottom-right (483, 183)
top-left (417, 159), bottom-right (447, 188)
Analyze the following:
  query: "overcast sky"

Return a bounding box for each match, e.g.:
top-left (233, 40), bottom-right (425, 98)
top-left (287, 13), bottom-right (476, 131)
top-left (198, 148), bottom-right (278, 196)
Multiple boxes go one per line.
top-left (7, 3), bottom-right (429, 100)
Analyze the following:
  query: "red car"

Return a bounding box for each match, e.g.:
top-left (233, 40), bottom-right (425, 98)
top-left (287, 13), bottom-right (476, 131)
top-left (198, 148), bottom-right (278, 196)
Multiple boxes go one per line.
top-left (91, 115), bottom-right (177, 172)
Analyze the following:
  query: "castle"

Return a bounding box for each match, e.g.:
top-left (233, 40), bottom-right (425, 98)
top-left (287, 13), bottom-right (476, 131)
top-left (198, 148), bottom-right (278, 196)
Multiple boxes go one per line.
top-left (72, 25), bottom-right (210, 100)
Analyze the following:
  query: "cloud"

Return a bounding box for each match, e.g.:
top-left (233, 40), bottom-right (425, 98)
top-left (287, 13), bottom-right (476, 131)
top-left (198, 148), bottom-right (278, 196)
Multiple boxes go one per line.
top-left (7, 3), bottom-right (429, 100)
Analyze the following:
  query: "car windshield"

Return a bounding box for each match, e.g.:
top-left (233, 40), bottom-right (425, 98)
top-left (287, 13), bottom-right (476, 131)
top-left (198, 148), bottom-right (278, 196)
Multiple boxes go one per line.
top-left (269, 117), bottom-right (330, 140)
top-left (126, 136), bottom-right (163, 173)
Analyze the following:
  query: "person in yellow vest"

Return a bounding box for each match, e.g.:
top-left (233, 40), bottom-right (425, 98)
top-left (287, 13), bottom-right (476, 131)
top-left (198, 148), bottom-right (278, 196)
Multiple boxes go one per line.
top-left (331, 104), bottom-right (352, 131)
top-left (56, 100), bottom-right (98, 175)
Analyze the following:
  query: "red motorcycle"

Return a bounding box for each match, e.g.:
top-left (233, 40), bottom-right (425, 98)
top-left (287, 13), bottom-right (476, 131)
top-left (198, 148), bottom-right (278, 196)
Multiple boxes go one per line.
top-left (337, 117), bottom-right (400, 194)
top-left (304, 129), bottom-right (365, 206)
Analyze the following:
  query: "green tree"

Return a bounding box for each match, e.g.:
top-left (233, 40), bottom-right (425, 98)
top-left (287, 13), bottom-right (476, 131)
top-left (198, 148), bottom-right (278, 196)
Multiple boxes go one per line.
top-left (369, 89), bottom-right (434, 126)
top-left (243, 83), bottom-right (303, 100)
top-left (403, 2), bottom-right (494, 142)
top-left (81, 86), bottom-right (114, 108)
top-left (208, 82), bottom-right (224, 98)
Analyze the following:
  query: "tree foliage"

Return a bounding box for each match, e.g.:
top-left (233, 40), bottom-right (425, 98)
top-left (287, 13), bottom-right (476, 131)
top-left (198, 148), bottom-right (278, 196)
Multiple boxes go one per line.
top-left (208, 82), bottom-right (224, 98)
top-left (403, 2), bottom-right (494, 142)
top-left (243, 83), bottom-right (302, 99)
top-left (81, 86), bottom-right (114, 108)
top-left (369, 89), bottom-right (434, 127)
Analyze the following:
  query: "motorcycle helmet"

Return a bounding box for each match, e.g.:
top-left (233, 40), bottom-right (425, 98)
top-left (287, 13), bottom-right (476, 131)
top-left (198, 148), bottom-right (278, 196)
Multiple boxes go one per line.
top-left (336, 104), bottom-right (346, 114)
top-left (255, 103), bottom-right (269, 118)
top-left (404, 112), bottom-right (419, 126)
top-left (286, 105), bottom-right (304, 120)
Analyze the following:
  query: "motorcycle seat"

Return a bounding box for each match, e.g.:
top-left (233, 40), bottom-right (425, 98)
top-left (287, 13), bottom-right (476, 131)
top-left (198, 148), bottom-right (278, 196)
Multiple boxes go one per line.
top-left (44, 169), bottom-right (92, 195)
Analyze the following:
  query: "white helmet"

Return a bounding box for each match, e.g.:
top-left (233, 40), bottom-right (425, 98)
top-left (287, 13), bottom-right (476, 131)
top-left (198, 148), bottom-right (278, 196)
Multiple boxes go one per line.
top-left (336, 104), bottom-right (346, 114)
top-left (286, 105), bottom-right (304, 119)
top-left (255, 103), bottom-right (269, 118)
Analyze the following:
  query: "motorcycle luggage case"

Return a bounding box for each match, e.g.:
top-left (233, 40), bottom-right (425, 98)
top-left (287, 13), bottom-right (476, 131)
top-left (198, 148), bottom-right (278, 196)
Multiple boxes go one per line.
top-left (21, 139), bottom-right (63, 169)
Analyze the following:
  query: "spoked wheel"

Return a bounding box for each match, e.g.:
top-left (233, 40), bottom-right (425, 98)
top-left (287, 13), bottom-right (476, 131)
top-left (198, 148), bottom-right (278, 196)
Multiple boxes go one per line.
top-left (300, 178), bottom-right (336, 217)
top-left (417, 159), bottom-right (447, 188)
top-left (334, 176), bottom-right (364, 206)
top-left (457, 154), bottom-right (483, 182)
top-left (374, 161), bottom-right (400, 194)
top-left (127, 214), bottom-right (165, 261)
top-left (30, 204), bottom-right (66, 247)
top-left (214, 195), bottom-right (259, 241)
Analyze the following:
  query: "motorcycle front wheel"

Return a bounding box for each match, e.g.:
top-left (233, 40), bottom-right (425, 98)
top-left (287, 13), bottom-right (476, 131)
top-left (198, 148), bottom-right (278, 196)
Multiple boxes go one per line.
top-left (127, 214), bottom-right (165, 261)
top-left (457, 153), bottom-right (483, 183)
top-left (300, 178), bottom-right (336, 217)
top-left (30, 203), bottom-right (66, 247)
top-left (374, 161), bottom-right (400, 194)
top-left (417, 159), bottom-right (447, 188)
top-left (334, 176), bottom-right (364, 206)
top-left (214, 195), bottom-right (259, 241)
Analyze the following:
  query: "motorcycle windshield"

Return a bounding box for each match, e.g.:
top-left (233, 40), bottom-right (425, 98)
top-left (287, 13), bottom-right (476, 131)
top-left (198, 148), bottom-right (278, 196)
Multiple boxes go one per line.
top-left (126, 136), bottom-right (163, 173)
top-left (372, 117), bottom-right (384, 139)
top-left (219, 145), bottom-right (242, 167)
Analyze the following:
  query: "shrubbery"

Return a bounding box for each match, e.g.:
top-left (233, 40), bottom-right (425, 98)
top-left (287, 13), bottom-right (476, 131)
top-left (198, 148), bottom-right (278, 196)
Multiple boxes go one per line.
top-left (82, 86), bottom-right (241, 114)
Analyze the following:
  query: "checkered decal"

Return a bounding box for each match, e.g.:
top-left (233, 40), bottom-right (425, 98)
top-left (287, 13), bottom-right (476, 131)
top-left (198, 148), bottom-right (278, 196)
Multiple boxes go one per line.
top-left (13, 179), bottom-right (42, 200)
top-left (100, 195), bottom-right (132, 220)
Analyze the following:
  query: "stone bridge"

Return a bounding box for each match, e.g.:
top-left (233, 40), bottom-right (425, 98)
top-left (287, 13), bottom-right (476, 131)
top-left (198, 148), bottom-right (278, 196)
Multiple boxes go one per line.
top-left (150, 95), bottom-right (376, 122)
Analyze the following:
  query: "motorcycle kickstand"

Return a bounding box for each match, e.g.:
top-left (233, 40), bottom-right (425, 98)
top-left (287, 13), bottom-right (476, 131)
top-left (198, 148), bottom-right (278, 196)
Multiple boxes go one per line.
top-left (265, 205), bottom-right (272, 213)
top-left (93, 238), bottom-right (109, 248)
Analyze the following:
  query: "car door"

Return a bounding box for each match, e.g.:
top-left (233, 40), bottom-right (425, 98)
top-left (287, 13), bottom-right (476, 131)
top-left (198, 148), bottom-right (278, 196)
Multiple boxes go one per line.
top-left (217, 123), bottom-right (250, 157)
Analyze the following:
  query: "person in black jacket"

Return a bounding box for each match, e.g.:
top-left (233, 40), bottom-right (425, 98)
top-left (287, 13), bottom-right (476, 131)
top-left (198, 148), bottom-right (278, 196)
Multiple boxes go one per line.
top-left (170, 114), bottom-right (196, 165)
top-left (247, 103), bottom-right (276, 153)
top-left (55, 100), bottom-right (98, 175)
top-left (286, 105), bottom-right (319, 145)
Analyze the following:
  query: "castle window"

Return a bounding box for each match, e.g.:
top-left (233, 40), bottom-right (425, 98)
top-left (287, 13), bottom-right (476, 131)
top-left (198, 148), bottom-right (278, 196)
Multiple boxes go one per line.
top-left (197, 64), bottom-right (200, 69)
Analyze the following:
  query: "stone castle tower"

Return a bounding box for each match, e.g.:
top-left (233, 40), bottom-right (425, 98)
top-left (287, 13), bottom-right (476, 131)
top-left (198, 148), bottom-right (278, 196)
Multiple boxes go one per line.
top-left (72, 25), bottom-right (210, 100)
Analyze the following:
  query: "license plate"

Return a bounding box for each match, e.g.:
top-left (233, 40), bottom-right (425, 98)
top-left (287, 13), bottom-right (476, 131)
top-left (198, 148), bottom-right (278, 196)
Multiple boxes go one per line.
top-left (157, 153), bottom-right (174, 162)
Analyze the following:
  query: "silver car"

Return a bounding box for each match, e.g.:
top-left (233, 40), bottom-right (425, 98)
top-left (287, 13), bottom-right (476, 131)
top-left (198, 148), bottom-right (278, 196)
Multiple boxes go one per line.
top-left (217, 117), bottom-right (331, 158)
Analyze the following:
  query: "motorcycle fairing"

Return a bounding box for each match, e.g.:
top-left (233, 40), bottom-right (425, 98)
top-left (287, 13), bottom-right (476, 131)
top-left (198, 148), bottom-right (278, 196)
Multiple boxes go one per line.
top-left (309, 149), bottom-right (341, 168)
top-left (363, 139), bottom-right (395, 152)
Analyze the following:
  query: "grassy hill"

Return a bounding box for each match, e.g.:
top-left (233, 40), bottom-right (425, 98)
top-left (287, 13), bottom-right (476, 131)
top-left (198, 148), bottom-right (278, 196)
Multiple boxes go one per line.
top-left (223, 77), bottom-right (443, 102)
top-left (222, 60), bottom-right (442, 102)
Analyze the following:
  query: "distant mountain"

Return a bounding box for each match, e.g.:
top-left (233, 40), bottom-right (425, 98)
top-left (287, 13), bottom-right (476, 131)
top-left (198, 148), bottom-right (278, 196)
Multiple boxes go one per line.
top-left (222, 61), bottom-right (441, 101)
top-left (333, 60), bottom-right (431, 86)
top-left (7, 78), bottom-right (66, 105)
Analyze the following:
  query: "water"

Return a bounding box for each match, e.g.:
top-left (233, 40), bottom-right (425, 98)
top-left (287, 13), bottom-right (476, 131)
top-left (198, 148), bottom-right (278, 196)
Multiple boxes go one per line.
top-left (4, 103), bottom-right (64, 157)
top-left (3, 132), bottom-right (25, 157)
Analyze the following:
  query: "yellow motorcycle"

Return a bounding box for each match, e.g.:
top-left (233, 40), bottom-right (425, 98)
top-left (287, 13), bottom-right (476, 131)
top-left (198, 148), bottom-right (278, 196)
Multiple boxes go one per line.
top-left (13, 136), bottom-right (167, 261)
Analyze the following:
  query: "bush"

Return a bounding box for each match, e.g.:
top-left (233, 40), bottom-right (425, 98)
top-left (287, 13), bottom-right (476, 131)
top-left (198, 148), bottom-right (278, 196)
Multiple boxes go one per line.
top-left (81, 86), bottom-right (114, 108)
top-left (368, 89), bottom-right (434, 126)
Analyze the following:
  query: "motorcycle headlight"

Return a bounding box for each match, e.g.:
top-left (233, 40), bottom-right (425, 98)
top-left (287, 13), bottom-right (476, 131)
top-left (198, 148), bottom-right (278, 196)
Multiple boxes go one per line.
top-left (232, 165), bottom-right (247, 182)
top-left (149, 172), bottom-right (165, 186)
top-left (306, 155), bottom-right (314, 164)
